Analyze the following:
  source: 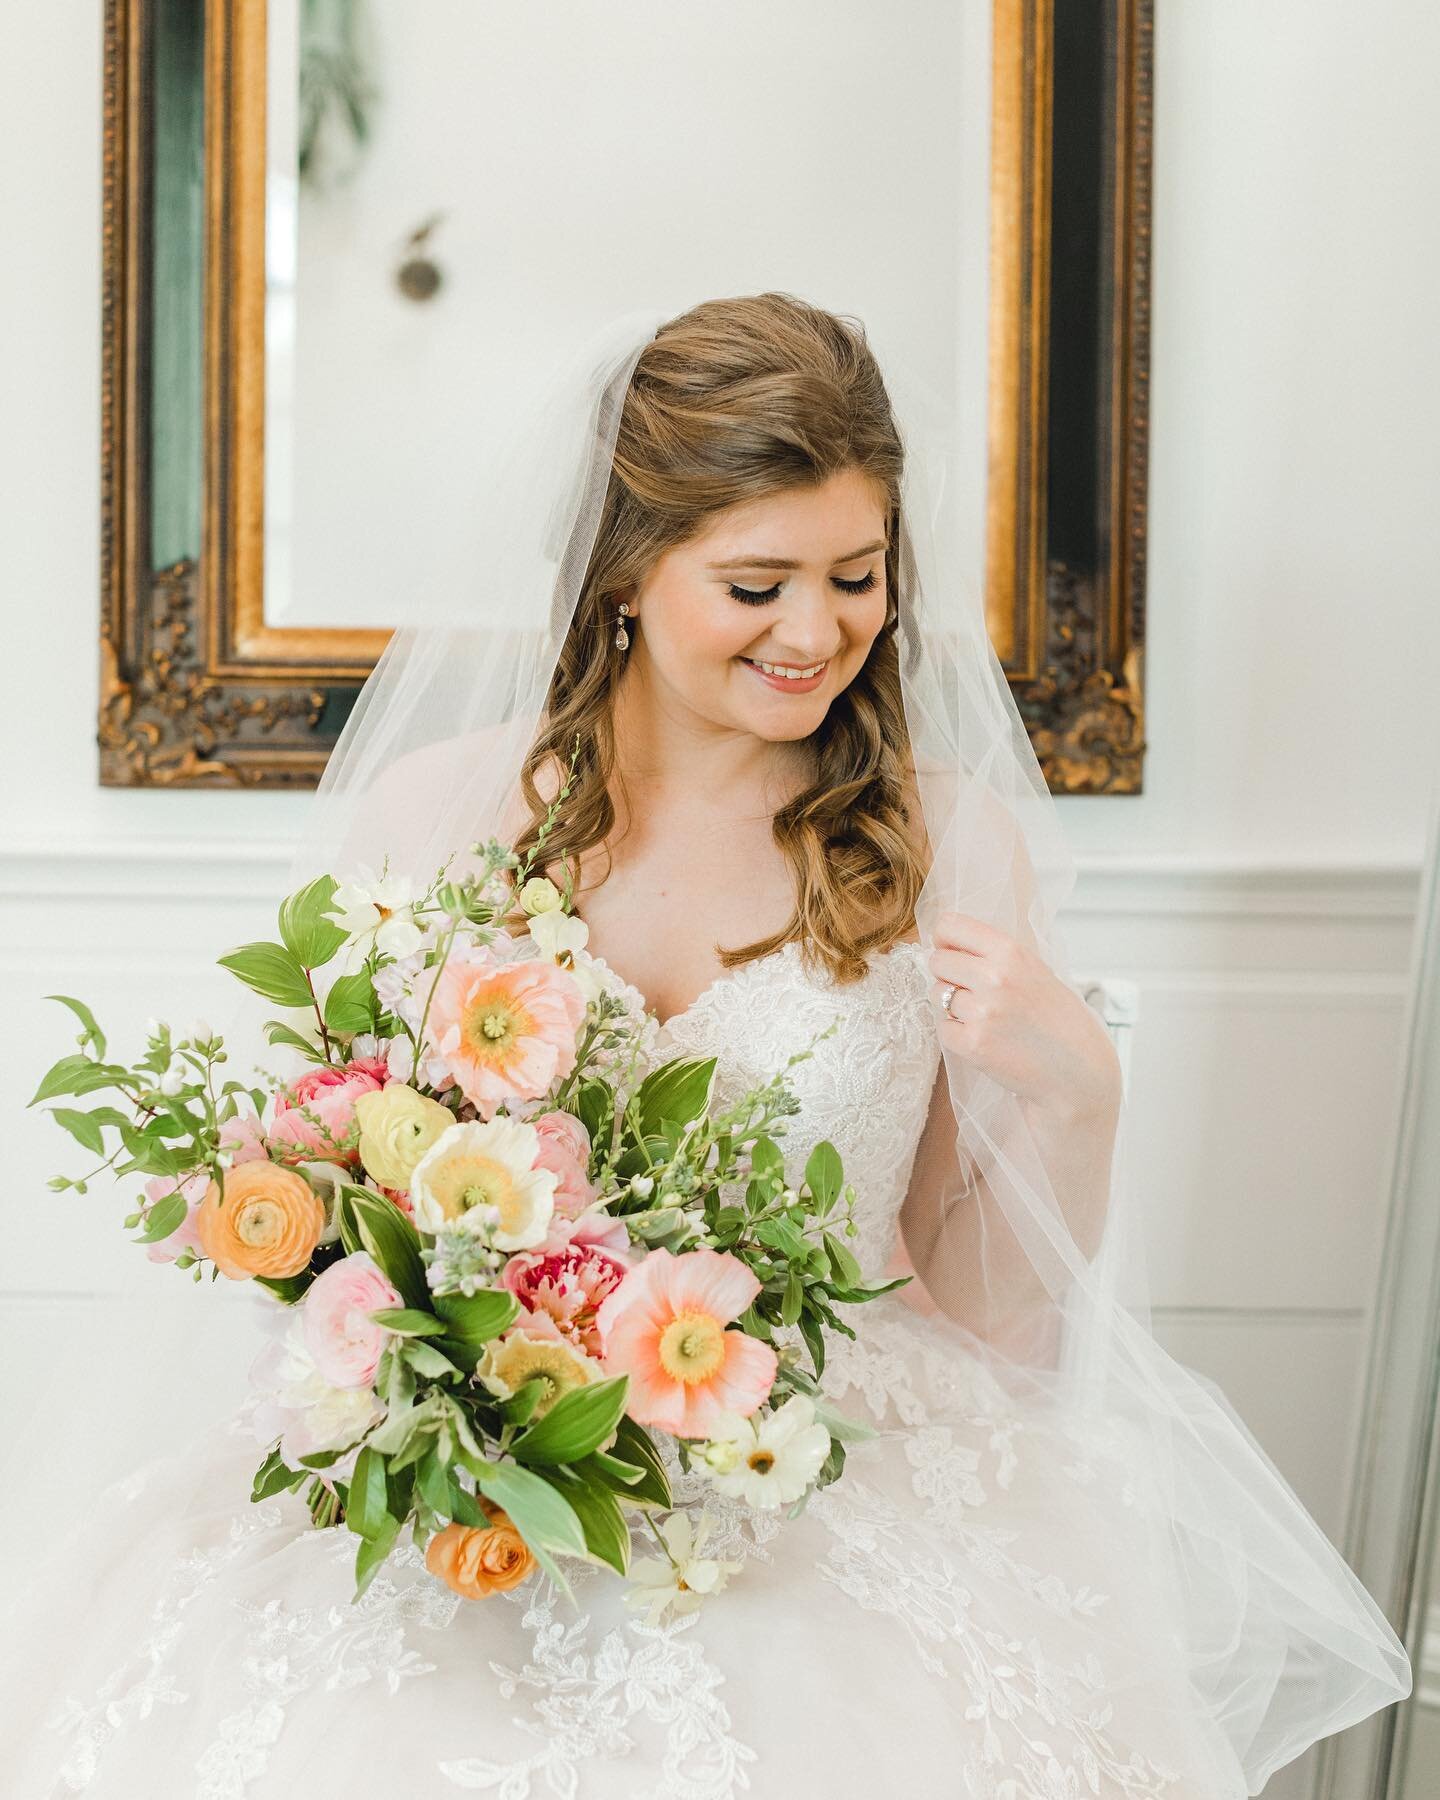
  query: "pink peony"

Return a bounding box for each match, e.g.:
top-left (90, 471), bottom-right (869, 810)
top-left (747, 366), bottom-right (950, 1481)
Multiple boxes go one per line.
top-left (502, 1228), bottom-right (632, 1359)
top-left (143, 1168), bottom-right (211, 1265)
top-left (268, 1058), bottom-right (389, 1169)
top-left (218, 1112), bottom-right (268, 1166)
top-left (426, 958), bottom-right (586, 1119)
top-left (529, 1110), bottom-right (600, 1219)
top-left (594, 1247), bottom-right (778, 1438)
top-left (301, 1249), bottom-right (403, 1389)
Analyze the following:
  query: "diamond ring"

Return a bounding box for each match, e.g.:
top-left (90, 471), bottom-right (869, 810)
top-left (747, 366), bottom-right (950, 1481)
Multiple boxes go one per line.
top-left (937, 980), bottom-right (960, 1020)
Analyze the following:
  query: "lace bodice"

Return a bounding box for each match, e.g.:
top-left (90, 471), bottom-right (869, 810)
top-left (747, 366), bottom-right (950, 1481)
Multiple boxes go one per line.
top-left (594, 936), bottom-right (941, 1282)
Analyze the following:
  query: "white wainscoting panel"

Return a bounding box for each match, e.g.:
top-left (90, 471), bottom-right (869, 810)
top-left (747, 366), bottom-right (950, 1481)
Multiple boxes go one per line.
top-left (0, 837), bottom-right (1423, 1732)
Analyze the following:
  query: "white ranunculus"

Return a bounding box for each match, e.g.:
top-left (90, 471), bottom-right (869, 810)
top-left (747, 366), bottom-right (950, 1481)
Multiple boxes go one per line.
top-left (248, 1310), bottom-right (386, 1464)
top-left (408, 1116), bottom-right (558, 1249)
top-left (696, 1394), bottom-right (832, 1508)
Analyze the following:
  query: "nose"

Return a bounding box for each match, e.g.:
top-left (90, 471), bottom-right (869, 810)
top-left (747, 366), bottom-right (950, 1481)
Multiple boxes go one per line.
top-left (769, 581), bottom-right (843, 662)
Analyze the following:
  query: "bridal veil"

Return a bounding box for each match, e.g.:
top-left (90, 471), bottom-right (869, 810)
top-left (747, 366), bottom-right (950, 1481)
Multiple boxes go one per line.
top-left (274, 297), bottom-right (1410, 1792)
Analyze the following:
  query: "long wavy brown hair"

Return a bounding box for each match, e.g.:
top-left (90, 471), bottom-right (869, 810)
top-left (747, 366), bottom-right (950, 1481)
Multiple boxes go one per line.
top-left (510, 292), bottom-right (930, 986)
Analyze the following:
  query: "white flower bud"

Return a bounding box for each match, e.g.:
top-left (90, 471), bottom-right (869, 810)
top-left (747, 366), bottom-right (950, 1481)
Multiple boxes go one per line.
top-left (187, 1019), bottom-right (212, 1046)
top-left (159, 1068), bottom-right (186, 1097)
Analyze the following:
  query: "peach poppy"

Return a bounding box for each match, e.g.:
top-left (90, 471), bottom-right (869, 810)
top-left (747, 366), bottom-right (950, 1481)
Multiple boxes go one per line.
top-left (427, 958), bottom-right (586, 1118)
top-left (594, 1247), bottom-right (778, 1439)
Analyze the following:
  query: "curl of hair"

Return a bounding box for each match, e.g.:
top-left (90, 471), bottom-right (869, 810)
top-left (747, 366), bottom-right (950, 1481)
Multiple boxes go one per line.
top-left (511, 292), bottom-right (931, 987)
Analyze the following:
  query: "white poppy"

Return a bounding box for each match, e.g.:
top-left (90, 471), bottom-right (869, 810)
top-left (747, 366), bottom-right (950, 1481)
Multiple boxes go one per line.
top-left (408, 1116), bottom-right (557, 1249)
top-left (696, 1394), bottom-right (832, 1509)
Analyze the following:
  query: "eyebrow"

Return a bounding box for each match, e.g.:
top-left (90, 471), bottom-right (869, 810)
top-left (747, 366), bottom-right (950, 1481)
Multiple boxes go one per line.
top-left (705, 538), bottom-right (889, 571)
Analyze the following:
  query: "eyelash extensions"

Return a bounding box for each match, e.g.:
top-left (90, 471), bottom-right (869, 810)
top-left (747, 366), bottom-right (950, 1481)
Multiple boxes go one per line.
top-left (726, 569), bottom-right (879, 606)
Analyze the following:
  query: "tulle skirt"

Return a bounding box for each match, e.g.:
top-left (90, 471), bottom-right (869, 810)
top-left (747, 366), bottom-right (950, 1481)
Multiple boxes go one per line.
top-left (0, 1292), bottom-right (1408, 1798)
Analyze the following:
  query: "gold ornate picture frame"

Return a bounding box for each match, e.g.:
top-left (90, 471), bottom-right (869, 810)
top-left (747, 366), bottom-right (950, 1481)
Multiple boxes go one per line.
top-left (100, 0), bottom-right (1151, 792)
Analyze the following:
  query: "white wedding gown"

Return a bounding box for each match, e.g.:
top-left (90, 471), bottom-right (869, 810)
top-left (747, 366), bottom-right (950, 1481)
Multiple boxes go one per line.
top-left (0, 939), bottom-right (1393, 1797)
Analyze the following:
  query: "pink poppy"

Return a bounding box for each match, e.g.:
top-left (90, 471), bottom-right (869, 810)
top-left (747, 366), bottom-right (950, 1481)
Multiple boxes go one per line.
top-left (594, 1247), bottom-right (778, 1438)
top-left (427, 959), bottom-right (586, 1118)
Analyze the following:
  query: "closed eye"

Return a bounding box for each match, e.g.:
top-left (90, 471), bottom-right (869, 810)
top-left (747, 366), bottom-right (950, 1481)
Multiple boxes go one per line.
top-left (727, 570), bottom-right (879, 606)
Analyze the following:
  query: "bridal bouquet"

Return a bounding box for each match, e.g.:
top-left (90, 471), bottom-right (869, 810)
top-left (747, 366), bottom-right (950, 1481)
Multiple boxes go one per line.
top-left (30, 773), bottom-right (904, 1617)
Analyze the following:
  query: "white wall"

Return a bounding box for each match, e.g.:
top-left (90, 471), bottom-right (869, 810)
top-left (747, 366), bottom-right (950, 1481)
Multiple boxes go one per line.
top-left (2, 10), bottom-right (1438, 1794)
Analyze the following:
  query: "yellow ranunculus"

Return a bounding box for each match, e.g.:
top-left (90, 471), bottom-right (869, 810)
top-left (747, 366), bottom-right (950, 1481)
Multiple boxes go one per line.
top-left (353, 1084), bottom-right (456, 1190)
top-left (517, 876), bottom-right (563, 916)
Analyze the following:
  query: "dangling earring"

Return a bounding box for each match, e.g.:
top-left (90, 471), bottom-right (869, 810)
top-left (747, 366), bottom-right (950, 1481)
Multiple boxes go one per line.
top-left (614, 601), bottom-right (631, 651)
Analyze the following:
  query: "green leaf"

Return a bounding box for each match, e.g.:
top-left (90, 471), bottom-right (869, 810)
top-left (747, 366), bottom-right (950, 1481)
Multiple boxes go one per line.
top-left (48, 1106), bottom-right (106, 1156)
top-left (511, 1376), bottom-right (629, 1467)
top-left (323, 970), bottom-right (375, 1037)
top-left (749, 1135), bottom-right (785, 1180)
top-left (804, 1140), bottom-right (843, 1210)
top-left (255, 1271), bottom-right (312, 1304)
top-left (278, 874), bottom-right (348, 970)
top-left (416, 1446), bottom-right (452, 1519)
top-left (572, 1080), bottom-right (614, 1157)
top-left (368, 1307), bottom-right (445, 1336)
top-left (432, 1287), bottom-right (520, 1361)
top-left (251, 1447), bottom-right (306, 1501)
top-left (632, 1056), bottom-right (716, 1137)
top-left (351, 1512), bottom-right (402, 1600)
top-left (499, 1376), bottom-right (546, 1428)
top-left (402, 1340), bottom-right (463, 1380)
top-left (822, 1230), bottom-right (863, 1289)
top-left (583, 1448), bottom-right (647, 1487)
top-left (135, 1188), bottom-right (190, 1244)
top-left (344, 1186), bottom-right (428, 1310)
top-left (346, 1445), bottom-right (390, 1541)
top-left (467, 1459), bottom-right (588, 1601)
top-left (28, 1055), bottom-right (131, 1107)
top-left (799, 1311), bottom-right (826, 1380)
top-left (264, 1021), bottom-right (325, 1061)
top-left (365, 1402), bottom-right (429, 1457)
top-left (217, 940), bottom-right (312, 1009)
top-left (780, 1268), bottom-right (804, 1326)
top-left (45, 994), bottom-right (107, 1060)
top-left (546, 1476), bottom-right (631, 1575)
top-left (604, 1416), bottom-right (673, 1508)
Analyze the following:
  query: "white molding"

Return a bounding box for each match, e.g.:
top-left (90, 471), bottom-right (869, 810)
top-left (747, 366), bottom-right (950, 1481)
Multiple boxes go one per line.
top-left (0, 833), bottom-right (1424, 914)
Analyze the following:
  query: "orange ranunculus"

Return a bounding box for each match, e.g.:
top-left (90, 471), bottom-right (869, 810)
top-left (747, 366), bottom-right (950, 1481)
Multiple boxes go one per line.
top-left (424, 1498), bottom-right (536, 1599)
top-left (196, 1160), bottom-right (326, 1281)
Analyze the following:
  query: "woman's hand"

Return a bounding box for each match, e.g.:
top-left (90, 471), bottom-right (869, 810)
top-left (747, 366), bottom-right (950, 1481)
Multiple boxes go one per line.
top-left (926, 910), bottom-right (1122, 1125)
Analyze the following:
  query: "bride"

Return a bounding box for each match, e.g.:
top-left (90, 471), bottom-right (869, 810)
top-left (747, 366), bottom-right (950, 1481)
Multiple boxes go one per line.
top-left (0, 293), bottom-right (1410, 1797)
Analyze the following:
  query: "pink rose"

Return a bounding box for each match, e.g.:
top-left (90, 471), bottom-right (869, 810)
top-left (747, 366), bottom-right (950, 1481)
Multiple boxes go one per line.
top-left (219, 1112), bottom-right (267, 1166)
top-left (530, 1110), bottom-right (599, 1219)
top-left (143, 1168), bottom-right (210, 1264)
top-left (501, 1230), bottom-right (631, 1359)
top-left (268, 1059), bottom-right (389, 1169)
top-left (301, 1249), bottom-right (403, 1389)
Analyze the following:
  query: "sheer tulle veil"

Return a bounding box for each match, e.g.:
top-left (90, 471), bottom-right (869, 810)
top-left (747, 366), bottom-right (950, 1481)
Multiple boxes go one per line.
top-left (271, 299), bottom-right (1410, 1790)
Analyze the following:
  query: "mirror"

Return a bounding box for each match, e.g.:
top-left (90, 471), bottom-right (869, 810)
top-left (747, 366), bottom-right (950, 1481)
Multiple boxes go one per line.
top-left (99, 0), bottom-right (1152, 789)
